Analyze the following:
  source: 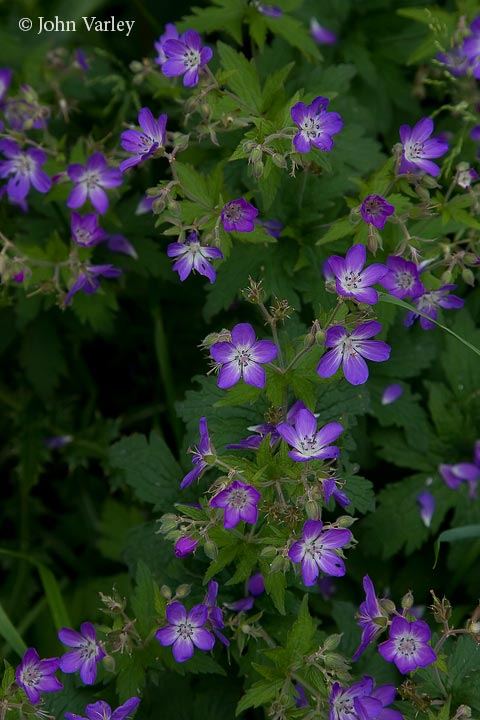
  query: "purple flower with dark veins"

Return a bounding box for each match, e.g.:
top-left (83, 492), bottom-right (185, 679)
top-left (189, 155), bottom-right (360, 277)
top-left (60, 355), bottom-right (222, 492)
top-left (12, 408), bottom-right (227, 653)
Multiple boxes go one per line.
top-left (15, 648), bottom-right (63, 705)
top-left (210, 322), bottom-right (277, 389)
top-left (462, 17), bottom-right (480, 79)
top-left (203, 581), bottom-right (229, 647)
top-left (437, 48), bottom-right (470, 77)
top-left (277, 408), bottom-right (343, 463)
top-left (291, 96), bottom-right (343, 153)
top-left (378, 617), bottom-right (437, 674)
top-left (289, 520), bottom-right (352, 585)
top-left (67, 152), bottom-right (122, 214)
top-left (398, 117), bottom-right (449, 177)
top-left (317, 322), bottom-right (391, 386)
top-left (256, 218), bottom-right (282, 238)
top-left (360, 195), bottom-right (395, 230)
top-left (328, 244), bottom-right (387, 304)
top-left (0, 68), bottom-right (12, 104)
top-left (439, 441), bottom-right (480, 499)
top-left (167, 231), bottom-right (223, 283)
top-left (417, 491), bottom-right (435, 528)
top-left (174, 536), bottom-right (198, 557)
top-left (352, 575), bottom-right (389, 661)
top-left (162, 30), bottom-right (213, 87)
top-left (330, 676), bottom-right (403, 720)
top-left (221, 198), bottom-right (258, 232)
top-left (227, 400), bottom-right (307, 450)
top-left (294, 684), bottom-right (309, 708)
top-left (181, 417), bottom-right (214, 489)
top-left (64, 264), bottom-right (122, 306)
top-left (154, 24), bottom-right (179, 66)
top-left (310, 18), bottom-right (337, 45)
top-left (0, 139), bottom-right (51, 205)
top-left (323, 478), bottom-right (350, 508)
top-left (210, 480), bottom-right (261, 529)
top-left (58, 622), bottom-right (106, 685)
top-left (155, 602), bottom-right (215, 662)
top-left (382, 383), bottom-right (403, 405)
top-left (105, 234), bottom-right (137, 259)
top-left (380, 256), bottom-right (424, 299)
top-left (70, 212), bottom-right (106, 247)
top-left (65, 697), bottom-right (141, 720)
top-left (404, 284), bottom-right (464, 330)
top-left (119, 107), bottom-right (167, 172)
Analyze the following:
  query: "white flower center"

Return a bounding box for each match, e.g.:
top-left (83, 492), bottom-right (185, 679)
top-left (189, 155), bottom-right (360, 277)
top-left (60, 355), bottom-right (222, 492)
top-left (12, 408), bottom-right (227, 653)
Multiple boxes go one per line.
top-left (83, 170), bottom-right (101, 190)
top-left (395, 270), bottom-right (415, 290)
top-left (176, 621), bottom-right (194, 640)
top-left (228, 488), bottom-right (249, 509)
top-left (223, 203), bottom-right (242, 223)
top-left (405, 141), bottom-right (425, 161)
top-left (342, 271), bottom-right (362, 290)
top-left (21, 664), bottom-right (41, 687)
top-left (234, 349), bottom-right (252, 368)
top-left (80, 638), bottom-right (99, 661)
top-left (183, 48), bottom-right (200, 69)
top-left (302, 116), bottom-right (321, 139)
top-left (13, 154), bottom-right (35, 176)
top-left (396, 634), bottom-right (417, 657)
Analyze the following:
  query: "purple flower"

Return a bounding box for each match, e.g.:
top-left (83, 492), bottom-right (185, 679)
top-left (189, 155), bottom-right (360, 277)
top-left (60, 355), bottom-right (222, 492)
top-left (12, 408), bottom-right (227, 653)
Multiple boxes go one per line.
top-left (15, 648), bottom-right (63, 705)
top-left (277, 408), bottom-right (343, 463)
top-left (0, 68), bottom-right (12, 103)
top-left (404, 284), bottom-right (464, 330)
top-left (437, 48), bottom-right (469, 77)
top-left (471, 125), bottom-right (480, 142)
top-left (382, 383), bottom-right (403, 405)
top-left (64, 264), bottom-right (122, 306)
top-left (210, 480), bottom-right (261, 529)
top-left (417, 491), bottom-right (435, 528)
top-left (288, 519), bottom-right (352, 585)
top-left (256, 218), bottom-right (282, 238)
top-left (65, 698), bottom-right (140, 720)
top-left (174, 536), bottom-right (198, 557)
top-left (462, 17), bottom-right (480, 79)
top-left (256, 3), bottom-right (282, 18)
top-left (291, 96), bottom-right (343, 153)
top-left (224, 596), bottom-right (255, 612)
top-left (439, 441), bottom-right (480, 499)
top-left (330, 676), bottom-right (402, 720)
top-left (210, 322), bottom-right (278, 389)
top-left (323, 478), bottom-right (350, 508)
top-left (227, 400), bottom-right (307, 450)
top-left (310, 18), bottom-right (337, 45)
top-left (67, 152), bottom-right (122, 215)
top-left (380, 256), bottom-right (424, 299)
top-left (398, 117), bottom-right (449, 177)
top-left (221, 198), bottom-right (258, 232)
top-left (352, 576), bottom-right (388, 661)
top-left (74, 49), bottom-right (90, 73)
top-left (181, 417), bottom-right (214, 490)
top-left (378, 616), bottom-right (437, 673)
top-left (323, 258), bottom-right (335, 283)
top-left (154, 24), bottom-right (179, 66)
top-left (294, 684), bottom-right (309, 708)
top-left (0, 139), bottom-right (51, 205)
top-left (317, 322), bottom-right (391, 386)
top-left (70, 212), bottom-right (106, 247)
top-left (162, 30), bottom-right (213, 87)
top-left (58, 622), bottom-right (106, 685)
top-left (360, 195), bottom-right (395, 230)
top-left (155, 602), bottom-right (215, 662)
top-left (106, 234), bottom-right (137, 258)
top-left (167, 231), bottom-right (223, 283)
top-left (457, 165), bottom-right (479, 189)
top-left (44, 434), bottom-right (73, 449)
top-left (119, 107), bottom-right (167, 172)
top-left (203, 581), bottom-right (229, 647)
top-left (328, 244), bottom-right (387, 304)
top-left (248, 573), bottom-right (265, 596)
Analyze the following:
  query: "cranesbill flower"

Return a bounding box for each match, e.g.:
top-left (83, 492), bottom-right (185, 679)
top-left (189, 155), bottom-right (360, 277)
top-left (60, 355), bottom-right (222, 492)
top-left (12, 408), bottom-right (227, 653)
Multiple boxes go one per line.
top-left (105, 234), bottom-right (137, 259)
top-left (203, 581), bottom-right (229, 646)
top-left (398, 118), bottom-right (449, 177)
top-left (323, 478), bottom-right (350, 508)
top-left (327, 244), bottom-right (387, 304)
top-left (456, 165), bottom-right (479, 189)
top-left (462, 17), bottom-right (480, 79)
top-left (210, 322), bottom-right (277, 389)
top-left (154, 24), bottom-right (179, 66)
top-left (257, 3), bottom-right (282, 17)
top-left (288, 519), bottom-right (352, 585)
top-left (381, 256), bottom-right (424, 299)
top-left (378, 616), bottom-right (437, 674)
top-left (227, 400), bottom-right (307, 450)
top-left (58, 622), bottom-right (106, 685)
top-left (74, 49), bottom-right (90, 73)
top-left (0, 68), bottom-right (11, 103)
top-left (310, 18), bottom-right (337, 45)
top-left (65, 697), bottom-right (141, 720)
top-left (174, 536), bottom-right (198, 557)
top-left (71, 212), bottom-right (106, 247)
top-left (294, 684), bottom-right (309, 708)
top-left (210, 480), bottom-right (261, 529)
top-left (330, 676), bottom-right (402, 720)
top-left (404, 285), bottom-right (464, 330)
top-left (162, 30), bottom-right (213, 87)
top-left (381, 383), bottom-right (403, 405)
top-left (15, 648), bottom-right (63, 705)
top-left (317, 322), bottom-right (391, 386)
top-left (291, 96), bottom-right (343, 153)
top-left (0, 139), bottom-right (51, 205)
top-left (437, 48), bottom-right (469, 77)
top-left (352, 575), bottom-right (388, 661)
top-left (221, 198), bottom-right (258, 232)
top-left (64, 264), bottom-right (122, 306)
top-left (181, 416), bottom-right (214, 489)
top-left (167, 231), bottom-right (223, 283)
top-left (417, 491), bottom-right (435, 528)
top-left (248, 573), bottom-right (265, 596)
top-left (67, 152), bottom-right (122, 214)
top-left (439, 440), bottom-right (480, 499)
top-left (277, 408), bottom-right (343, 462)
top-left (256, 218), bottom-right (282, 238)
top-left (119, 107), bottom-right (167, 172)
top-left (360, 195), bottom-right (395, 230)
top-left (155, 602), bottom-right (215, 662)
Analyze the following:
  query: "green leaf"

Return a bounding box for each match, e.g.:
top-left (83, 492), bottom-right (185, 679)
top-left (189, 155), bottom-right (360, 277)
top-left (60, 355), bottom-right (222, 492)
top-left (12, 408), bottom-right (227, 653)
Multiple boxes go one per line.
top-left (285, 595), bottom-right (316, 660)
top-left (433, 525), bottom-right (480, 568)
top-left (19, 317), bottom-right (66, 398)
top-left (179, 0), bottom-right (244, 44)
top-left (175, 162), bottom-right (218, 208)
top-left (261, 562), bottom-right (286, 615)
top-left (215, 381), bottom-right (262, 407)
top-left (109, 432), bottom-right (182, 510)
top-left (0, 603), bottom-right (27, 658)
top-left (343, 475), bottom-right (375, 515)
top-left (316, 217), bottom-right (354, 246)
top-left (131, 561), bottom-right (157, 637)
top-left (217, 41), bottom-right (262, 113)
top-left (236, 679), bottom-right (283, 716)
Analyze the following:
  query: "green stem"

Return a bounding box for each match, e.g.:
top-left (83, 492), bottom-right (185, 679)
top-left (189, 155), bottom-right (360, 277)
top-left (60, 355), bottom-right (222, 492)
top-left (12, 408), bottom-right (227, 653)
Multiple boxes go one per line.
top-left (152, 307), bottom-right (182, 450)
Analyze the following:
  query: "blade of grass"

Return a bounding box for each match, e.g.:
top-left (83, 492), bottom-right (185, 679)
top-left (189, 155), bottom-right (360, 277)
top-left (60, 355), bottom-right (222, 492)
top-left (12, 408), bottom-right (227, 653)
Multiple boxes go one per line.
top-left (0, 601), bottom-right (27, 657)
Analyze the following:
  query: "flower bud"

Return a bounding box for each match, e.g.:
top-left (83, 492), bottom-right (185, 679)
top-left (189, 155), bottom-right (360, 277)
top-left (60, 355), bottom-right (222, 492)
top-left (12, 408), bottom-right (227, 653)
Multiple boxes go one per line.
top-left (253, 161), bottom-right (264, 180)
top-left (160, 584), bottom-right (172, 600)
top-left (305, 500), bottom-right (319, 519)
top-left (414, 185), bottom-right (430, 202)
top-left (380, 599), bottom-right (397, 614)
top-left (272, 154), bottom-right (287, 169)
top-left (401, 590), bottom-right (414, 610)
top-left (336, 515), bottom-right (357, 528)
top-left (242, 141), bottom-right (256, 153)
top-left (462, 268), bottom-right (475, 286)
top-left (279, 694), bottom-right (289, 706)
top-left (324, 633), bottom-right (342, 650)
top-left (440, 270), bottom-right (452, 284)
top-left (269, 555), bottom-right (287, 573)
top-left (324, 652), bottom-right (347, 669)
top-left (102, 655), bottom-right (116, 673)
top-left (204, 540), bottom-right (218, 560)
top-left (129, 60), bottom-right (144, 73)
top-left (175, 584), bottom-right (191, 599)
top-left (160, 514), bottom-right (178, 532)
top-left (250, 146), bottom-right (263, 164)
top-left (260, 545), bottom-right (277, 559)
top-left (421, 175), bottom-right (440, 189)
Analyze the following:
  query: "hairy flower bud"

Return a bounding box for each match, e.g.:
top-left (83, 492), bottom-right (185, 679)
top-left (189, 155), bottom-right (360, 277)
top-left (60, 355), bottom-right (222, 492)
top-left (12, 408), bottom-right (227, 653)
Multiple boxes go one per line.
top-left (336, 515), bottom-right (357, 528)
top-left (249, 146), bottom-right (263, 164)
top-left (253, 161), bottom-right (264, 180)
top-left (269, 555), bottom-right (287, 573)
top-left (272, 154), bottom-right (287, 168)
top-left (462, 268), bottom-right (475, 286)
top-left (175, 584), bottom-right (191, 599)
top-left (324, 633), bottom-right (342, 650)
top-left (160, 584), bottom-right (172, 600)
top-left (380, 598), bottom-right (397, 614)
top-left (204, 540), bottom-right (218, 560)
top-left (324, 652), bottom-right (347, 669)
top-left (305, 500), bottom-right (319, 519)
top-left (430, 590), bottom-right (452, 623)
top-left (260, 545), bottom-right (277, 559)
top-left (102, 654), bottom-right (116, 673)
top-left (401, 590), bottom-right (414, 609)
top-left (159, 513), bottom-right (178, 532)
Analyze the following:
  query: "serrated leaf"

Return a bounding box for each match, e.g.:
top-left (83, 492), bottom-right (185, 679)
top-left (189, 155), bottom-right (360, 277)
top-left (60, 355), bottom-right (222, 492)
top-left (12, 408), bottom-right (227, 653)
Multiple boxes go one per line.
top-left (131, 561), bottom-right (157, 637)
top-left (433, 525), bottom-right (480, 568)
top-left (217, 41), bottom-right (262, 113)
top-left (236, 679), bottom-right (283, 716)
top-left (285, 595), bottom-right (316, 660)
top-left (261, 562), bottom-right (286, 615)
